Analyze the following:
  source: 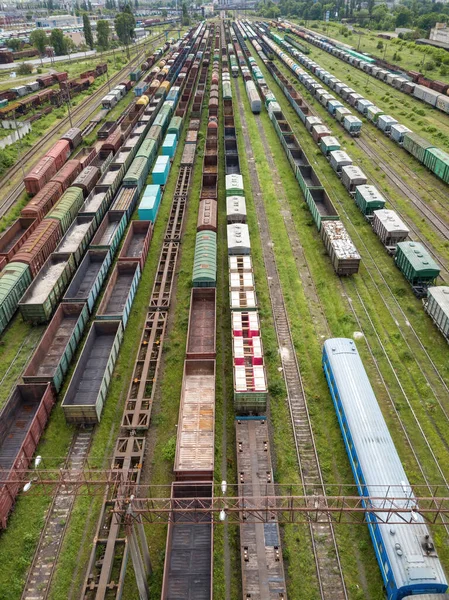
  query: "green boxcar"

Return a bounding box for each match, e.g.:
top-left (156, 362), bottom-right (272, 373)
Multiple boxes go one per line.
top-left (0, 262), bottom-right (32, 335)
top-left (355, 185), bottom-right (386, 216)
top-left (147, 124), bottom-right (163, 145)
top-left (395, 241), bottom-right (440, 286)
top-left (19, 253), bottom-right (76, 324)
top-left (23, 302), bottom-right (89, 392)
top-left (123, 156), bottom-right (149, 192)
top-left (136, 138), bottom-right (158, 164)
top-left (403, 132), bottom-right (435, 164)
top-left (192, 231), bottom-right (217, 288)
top-left (423, 147), bottom-right (449, 183)
top-left (45, 187), bottom-right (84, 235)
top-left (168, 116), bottom-right (182, 138)
top-left (320, 136), bottom-right (341, 156)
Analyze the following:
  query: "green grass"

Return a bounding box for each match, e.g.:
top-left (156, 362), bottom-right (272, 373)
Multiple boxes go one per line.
top-left (283, 26), bottom-right (449, 151)
top-left (303, 20), bottom-right (449, 85)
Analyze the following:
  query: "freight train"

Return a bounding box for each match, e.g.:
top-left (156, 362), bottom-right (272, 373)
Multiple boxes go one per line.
top-left (234, 20), bottom-right (361, 276)
top-left (0, 26), bottom-right (208, 528)
top-left (242, 22), bottom-right (442, 299)
top-left (323, 338), bottom-right (448, 600)
top-left (263, 24), bottom-right (449, 187)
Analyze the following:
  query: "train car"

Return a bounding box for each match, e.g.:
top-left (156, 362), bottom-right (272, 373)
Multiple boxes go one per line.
top-left (61, 320), bottom-right (123, 424)
top-left (63, 249), bottom-right (111, 313)
top-left (0, 384), bottom-right (55, 529)
top-left (0, 218), bottom-right (37, 264)
top-left (322, 338), bottom-right (448, 600)
top-left (96, 261), bottom-right (141, 328)
top-left (424, 286), bottom-right (449, 341)
top-left (53, 215), bottom-right (96, 267)
top-left (394, 241), bottom-right (440, 297)
top-left (23, 303), bottom-right (89, 392)
top-left (0, 262), bottom-right (32, 335)
top-left (118, 221), bottom-right (153, 271)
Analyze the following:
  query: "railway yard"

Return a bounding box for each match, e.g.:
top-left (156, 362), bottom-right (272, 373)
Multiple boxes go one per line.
top-left (2, 13), bottom-right (449, 600)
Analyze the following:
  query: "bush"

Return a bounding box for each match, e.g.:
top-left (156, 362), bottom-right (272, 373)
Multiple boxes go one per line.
top-left (425, 60), bottom-right (435, 71)
top-left (161, 436), bottom-right (176, 462)
top-left (36, 67), bottom-right (42, 74)
top-left (440, 65), bottom-right (448, 76)
top-left (17, 63), bottom-right (33, 75)
top-left (376, 41), bottom-right (384, 50)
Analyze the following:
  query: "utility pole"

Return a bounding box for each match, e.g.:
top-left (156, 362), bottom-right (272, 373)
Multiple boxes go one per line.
top-left (13, 109), bottom-right (25, 180)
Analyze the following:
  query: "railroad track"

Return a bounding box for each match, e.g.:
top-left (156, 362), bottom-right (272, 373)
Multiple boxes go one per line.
top-left (21, 430), bottom-right (93, 600)
top-left (235, 80), bottom-right (348, 600)
top-left (0, 33), bottom-right (165, 220)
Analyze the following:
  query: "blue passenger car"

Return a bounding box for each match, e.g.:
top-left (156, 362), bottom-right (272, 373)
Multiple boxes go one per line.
top-left (323, 338), bottom-right (448, 600)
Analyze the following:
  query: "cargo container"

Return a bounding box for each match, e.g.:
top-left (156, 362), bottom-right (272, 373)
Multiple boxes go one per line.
top-left (0, 218), bottom-right (37, 263)
top-left (424, 286), bottom-right (449, 340)
top-left (118, 221), bottom-right (152, 271)
top-left (89, 211), bottom-right (127, 256)
top-left (372, 209), bottom-right (409, 252)
top-left (19, 253), bottom-right (76, 323)
top-left (123, 156), bottom-right (150, 192)
top-left (51, 160), bottom-right (82, 193)
top-left (61, 320), bottom-right (123, 424)
top-left (225, 174), bottom-right (244, 197)
top-left (197, 198), bottom-right (217, 232)
top-left (152, 155), bottom-right (171, 185)
top-left (53, 215), bottom-right (95, 267)
top-left (320, 220), bottom-right (360, 275)
top-left (61, 127), bottom-right (82, 150)
top-left (329, 150), bottom-right (353, 174)
top-left (138, 185), bottom-right (162, 222)
top-left (311, 124), bottom-right (331, 143)
top-left (193, 231), bottom-right (217, 288)
top-left (0, 262), bottom-right (32, 335)
top-left (13, 218), bottom-right (62, 277)
top-left (72, 166), bottom-right (100, 198)
top-left (96, 261), bottom-right (140, 327)
top-left (377, 114), bottom-right (398, 134)
top-left (162, 133), bottom-right (177, 157)
top-left (304, 187), bottom-right (339, 231)
top-left (186, 288), bottom-right (216, 360)
top-left (45, 187), bottom-right (85, 234)
top-left (226, 196), bottom-right (246, 224)
top-left (234, 360), bottom-right (267, 413)
top-left (160, 481), bottom-right (213, 600)
top-left (23, 303), bottom-right (89, 392)
top-left (24, 156), bottom-right (57, 196)
top-left (79, 187), bottom-right (110, 227)
top-left (343, 115), bottom-right (362, 136)
top-left (45, 139), bottom-right (70, 171)
top-left (413, 85), bottom-right (440, 106)
top-left (181, 144), bottom-right (195, 166)
top-left (395, 241), bottom-right (440, 294)
top-left (403, 132), bottom-right (434, 164)
top-left (20, 181), bottom-right (62, 222)
top-left (366, 105), bottom-right (384, 123)
top-left (73, 146), bottom-right (97, 169)
top-left (390, 124), bottom-right (411, 145)
top-left (63, 249), bottom-right (111, 313)
top-left (168, 116), bottom-right (182, 138)
top-left (335, 106), bottom-right (352, 123)
top-left (111, 186), bottom-right (138, 222)
top-left (355, 185), bottom-right (386, 217)
top-left (327, 99), bottom-right (343, 116)
top-left (423, 148), bottom-right (449, 183)
top-left (341, 166), bottom-right (368, 193)
top-left (174, 360), bottom-right (215, 481)
top-left (227, 224), bottom-right (250, 255)
top-left (0, 383), bottom-right (55, 529)
top-left (319, 136), bottom-right (340, 157)
top-left (305, 115), bottom-right (322, 132)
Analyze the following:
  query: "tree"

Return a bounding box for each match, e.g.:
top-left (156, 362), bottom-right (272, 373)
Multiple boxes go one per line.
top-left (134, 0), bottom-right (139, 9)
top-left (30, 29), bottom-right (48, 65)
top-left (65, 36), bottom-right (76, 55)
top-left (394, 6), bottom-right (412, 27)
top-left (88, 0), bottom-right (92, 10)
top-left (83, 13), bottom-right (94, 49)
top-left (367, 0), bottom-right (375, 17)
top-left (97, 19), bottom-right (110, 50)
top-left (8, 39), bottom-right (22, 51)
top-left (17, 63), bottom-right (33, 75)
top-left (50, 28), bottom-right (67, 56)
top-left (182, 1), bottom-right (190, 25)
top-left (114, 8), bottom-right (135, 58)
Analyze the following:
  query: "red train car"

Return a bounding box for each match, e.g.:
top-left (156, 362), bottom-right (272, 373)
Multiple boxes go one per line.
top-left (0, 384), bottom-right (55, 529)
top-left (24, 156), bottom-right (57, 196)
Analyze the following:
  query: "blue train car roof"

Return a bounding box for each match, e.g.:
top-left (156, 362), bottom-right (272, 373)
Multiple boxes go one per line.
top-left (323, 338), bottom-right (447, 594)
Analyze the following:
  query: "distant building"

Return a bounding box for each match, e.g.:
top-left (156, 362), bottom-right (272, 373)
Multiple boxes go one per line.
top-left (35, 14), bottom-right (82, 29)
top-left (430, 22), bottom-right (449, 45)
top-left (202, 3), bottom-right (215, 17)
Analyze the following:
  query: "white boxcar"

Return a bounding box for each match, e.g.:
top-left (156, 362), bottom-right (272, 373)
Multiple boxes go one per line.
top-left (424, 287), bottom-right (449, 340)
